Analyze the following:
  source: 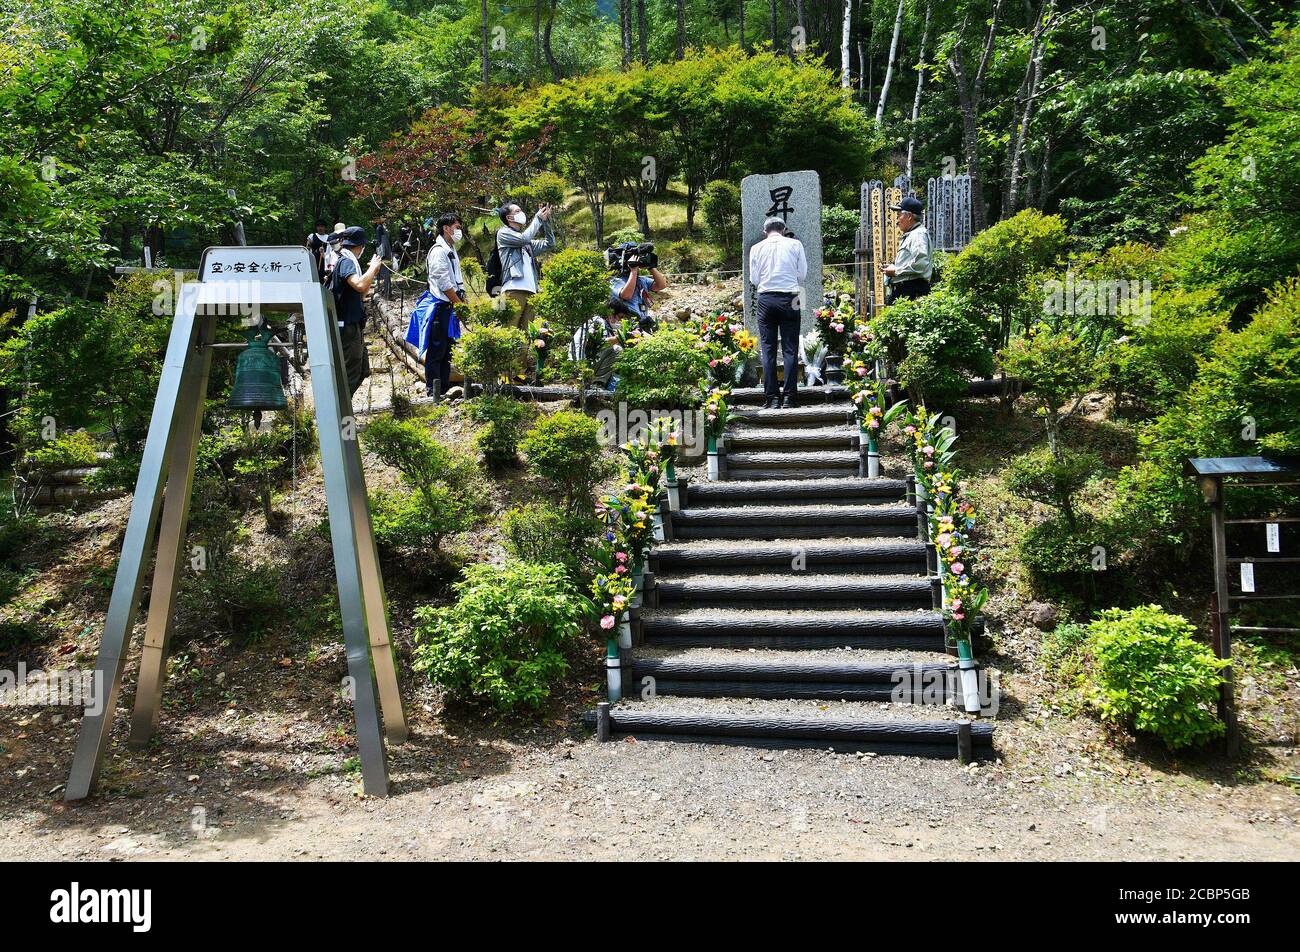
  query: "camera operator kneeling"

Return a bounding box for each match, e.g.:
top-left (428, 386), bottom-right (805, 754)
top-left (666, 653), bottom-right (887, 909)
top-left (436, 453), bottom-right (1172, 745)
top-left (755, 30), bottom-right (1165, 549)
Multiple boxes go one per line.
top-left (607, 242), bottom-right (667, 330)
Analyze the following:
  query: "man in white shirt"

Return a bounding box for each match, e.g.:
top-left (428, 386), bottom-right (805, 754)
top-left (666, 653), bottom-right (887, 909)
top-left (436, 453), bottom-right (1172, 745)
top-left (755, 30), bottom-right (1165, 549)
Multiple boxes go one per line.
top-left (748, 217), bottom-right (808, 409)
top-left (423, 213), bottom-right (467, 397)
top-left (882, 196), bottom-right (933, 302)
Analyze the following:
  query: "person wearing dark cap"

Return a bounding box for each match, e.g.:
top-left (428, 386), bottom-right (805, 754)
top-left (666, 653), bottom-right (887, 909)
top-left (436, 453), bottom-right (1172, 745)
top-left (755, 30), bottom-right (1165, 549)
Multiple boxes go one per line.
top-left (327, 225), bottom-right (384, 397)
top-left (882, 195), bottom-right (932, 302)
top-left (748, 216), bottom-right (808, 409)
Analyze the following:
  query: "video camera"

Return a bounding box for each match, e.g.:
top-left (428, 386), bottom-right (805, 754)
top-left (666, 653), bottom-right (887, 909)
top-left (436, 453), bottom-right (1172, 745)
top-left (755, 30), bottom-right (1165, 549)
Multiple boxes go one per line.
top-left (605, 242), bottom-right (658, 275)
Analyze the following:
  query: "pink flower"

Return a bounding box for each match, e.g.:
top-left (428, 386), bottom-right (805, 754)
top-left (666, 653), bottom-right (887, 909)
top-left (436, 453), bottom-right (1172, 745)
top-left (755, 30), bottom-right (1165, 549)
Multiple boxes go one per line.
top-left (615, 565), bottom-right (628, 574)
top-left (867, 419), bottom-right (879, 429)
top-left (708, 359), bottom-right (718, 367)
top-left (905, 425), bottom-right (916, 434)
top-left (936, 533), bottom-right (952, 548)
top-left (615, 551), bottom-right (628, 563)
top-left (600, 614), bottom-right (616, 629)
top-left (922, 445), bottom-right (935, 456)
top-left (855, 367), bottom-right (868, 377)
top-left (950, 545), bottom-right (963, 557)
top-left (950, 562), bottom-right (965, 575)
top-left (952, 612), bottom-right (965, 621)
top-left (924, 460), bottom-right (934, 469)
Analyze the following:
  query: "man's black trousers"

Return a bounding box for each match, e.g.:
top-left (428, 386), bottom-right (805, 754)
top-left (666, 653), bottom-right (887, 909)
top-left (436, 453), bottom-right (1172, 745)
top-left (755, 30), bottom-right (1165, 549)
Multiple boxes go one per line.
top-left (424, 300), bottom-right (453, 395)
top-left (756, 291), bottom-right (801, 401)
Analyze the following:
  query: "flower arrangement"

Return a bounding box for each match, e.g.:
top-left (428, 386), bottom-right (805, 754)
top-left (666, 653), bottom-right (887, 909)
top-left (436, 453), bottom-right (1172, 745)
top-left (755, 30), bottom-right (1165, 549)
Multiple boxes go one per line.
top-left (621, 415), bottom-right (679, 494)
top-left (900, 405), bottom-right (958, 495)
top-left (702, 386), bottom-right (730, 442)
top-left (590, 563), bottom-right (635, 633)
top-left (813, 293), bottom-right (854, 355)
top-left (926, 473), bottom-right (989, 645)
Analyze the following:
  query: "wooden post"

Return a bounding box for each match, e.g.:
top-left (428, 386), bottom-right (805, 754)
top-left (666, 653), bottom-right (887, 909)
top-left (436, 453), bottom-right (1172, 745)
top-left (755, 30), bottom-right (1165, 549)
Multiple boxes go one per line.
top-left (957, 719), bottom-right (972, 764)
top-left (596, 702), bottom-right (611, 742)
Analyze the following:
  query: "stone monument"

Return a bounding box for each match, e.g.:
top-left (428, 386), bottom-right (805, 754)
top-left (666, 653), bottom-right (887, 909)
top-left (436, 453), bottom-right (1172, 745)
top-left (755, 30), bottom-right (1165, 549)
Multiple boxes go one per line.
top-left (741, 170), bottom-right (823, 333)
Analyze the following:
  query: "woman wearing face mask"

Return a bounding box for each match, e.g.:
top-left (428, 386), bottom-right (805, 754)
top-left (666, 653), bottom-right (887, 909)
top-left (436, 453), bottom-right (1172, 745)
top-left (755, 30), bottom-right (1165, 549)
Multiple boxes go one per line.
top-left (421, 213), bottom-right (467, 398)
top-left (495, 201), bottom-right (554, 331)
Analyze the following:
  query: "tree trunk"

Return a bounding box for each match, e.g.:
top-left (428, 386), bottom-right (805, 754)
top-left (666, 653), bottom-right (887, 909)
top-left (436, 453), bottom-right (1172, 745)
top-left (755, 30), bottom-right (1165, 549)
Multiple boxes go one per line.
top-left (638, 0), bottom-right (649, 64)
top-left (621, 0), bottom-right (633, 69)
top-left (795, 0), bottom-right (806, 55)
top-left (946, 0), bottom-right (1003, 232)
top-left (740, 0), bottom-right (746, 49)
top-left (1004, 1), bottom-right (1051, 218)
top-left (544, 0), bottom-right (560, 80)
top-left (905, 1), bottom-right (932, 179)
top-left (677, 0), bottom-right (686, 58)
top-left (840, 0), bottom-right (852, 89)
top-left (771, 0), bottom-right (779, 50)
top-left (533, 0), bottom-right (541, 72)
top-left (857, 42), bottom-right (865, 98)
top-left (874, 0), bottom-right (906, 124)
top-left (480, 0), bottom-right (490, 85)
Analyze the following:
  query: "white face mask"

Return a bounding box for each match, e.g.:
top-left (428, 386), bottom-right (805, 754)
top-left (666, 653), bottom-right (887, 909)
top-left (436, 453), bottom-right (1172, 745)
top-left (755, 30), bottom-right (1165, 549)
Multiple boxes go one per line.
top-left (452, 228), bottom-right (463, 243)
top-left (513, 211), bottom-right (527, 225)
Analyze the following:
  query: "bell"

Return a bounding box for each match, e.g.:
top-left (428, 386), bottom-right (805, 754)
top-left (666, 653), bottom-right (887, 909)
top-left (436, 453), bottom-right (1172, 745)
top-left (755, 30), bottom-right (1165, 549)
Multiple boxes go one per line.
top-left (228, 325), bottom-right (287, 411)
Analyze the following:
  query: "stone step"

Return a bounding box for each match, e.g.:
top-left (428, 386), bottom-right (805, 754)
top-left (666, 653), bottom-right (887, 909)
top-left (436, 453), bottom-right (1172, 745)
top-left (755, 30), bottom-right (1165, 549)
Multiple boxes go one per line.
top-left (726, 450), bottom-right (860, 477)
top-left (639, 607), bottom-right (948, 651)
top-left (649, 537), bottom-right (927, 575)
top-left (685, 477), bottom-right (907, 507)
top-left (728, 385), bottom-right (850, 406)
top-left (727, 427), bottom-right (856, 451)
top-left (587, 704), bottom-right (994, 758)
top-left (671, 503), bottom-right (917, 540)
top-left (730, 404), bottom-right (856, 427)
top-left (628, 654), bottom-right (957, 703)
top-left (656, 572), bottom-right (932, 610)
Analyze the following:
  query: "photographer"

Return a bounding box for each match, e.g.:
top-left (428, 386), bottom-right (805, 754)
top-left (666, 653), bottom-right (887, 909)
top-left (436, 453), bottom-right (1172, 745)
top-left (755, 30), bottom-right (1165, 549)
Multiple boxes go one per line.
top-left (608, 242), bottom-right (667, 329)
top-left (326, 225), bottom-right (385, 397)
top-left (496, 201), bottom-right (555, 330)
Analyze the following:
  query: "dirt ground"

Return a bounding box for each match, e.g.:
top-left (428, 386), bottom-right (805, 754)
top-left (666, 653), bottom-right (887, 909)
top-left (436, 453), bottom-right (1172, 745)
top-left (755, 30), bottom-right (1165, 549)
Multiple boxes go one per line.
top-left (1, 281), bottom-right (1297, 861)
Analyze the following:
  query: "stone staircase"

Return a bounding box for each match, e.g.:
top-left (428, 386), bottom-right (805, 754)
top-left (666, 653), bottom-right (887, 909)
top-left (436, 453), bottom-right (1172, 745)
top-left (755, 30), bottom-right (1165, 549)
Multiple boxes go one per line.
top-left (591, 385), bottom-right (994, 760)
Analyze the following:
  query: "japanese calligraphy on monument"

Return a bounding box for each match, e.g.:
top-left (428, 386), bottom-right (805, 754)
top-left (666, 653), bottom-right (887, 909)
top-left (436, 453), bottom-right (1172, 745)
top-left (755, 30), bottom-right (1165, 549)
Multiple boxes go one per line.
top-left (741, 170), bottom-right (823, 332)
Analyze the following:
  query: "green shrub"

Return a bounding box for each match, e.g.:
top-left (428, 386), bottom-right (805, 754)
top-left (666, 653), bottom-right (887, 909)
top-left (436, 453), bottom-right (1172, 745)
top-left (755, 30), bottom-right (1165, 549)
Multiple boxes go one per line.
top-left (24, 430), bottom-right (98, 472)
top-left (502, 502), bottom-right (600, 580)
top-left (464, 296), bottom-right (520, 328)
top-left (183, 553), bottom-right (283, 641)
top-left (412, 560), bottom-right (591, 713)
top-left (1100, 287), bottom-right (1226, 416)
top-left (534, 249), bottom-right (611, 365)
top-left (614, 328), bottom-right (711, 409)
top-left (362, 416), bottom-right (477, 496)
top-left (700, 179), bottom-right (741, 261)
top-left (998, 326), bottom-right (1097, 453)
top-left (944, 209), bottom-right (1069, 350)
top-left (605, 227), bottom-right (645, 245)
top-left (1019, 513), bottom-right (1110, 578)
top-left (467, 395), bottom-right (535, 467)
top-left (661, 239), bottom-right (720, 275)
top-left (1005, 447), bottom-right (1102, 511)
top-left (821, 203), bottom-right (859, 265)
top-left (1080, 605), bottom-right (1228, 749)
top-left (514, 170), bottom-right (569, 209)
top-left (454, 324), bottom-right (528, 387)
top-left (520, 410), bottom-right (613, 513)
top-left (368, 486), bottom-right (471, 552)
top-left (1041, 621), bottom-right (1089, 684)
top-left (869, 287), bottom-right (993, 406)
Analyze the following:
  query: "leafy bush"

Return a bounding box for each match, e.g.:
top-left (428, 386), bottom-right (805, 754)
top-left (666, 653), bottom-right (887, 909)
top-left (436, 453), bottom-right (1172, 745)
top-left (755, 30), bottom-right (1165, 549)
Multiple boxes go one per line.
top-left (520, 410), bottom-right (613, 513)
top-left (464, 296), bottom-right (520, 328)
top-left (454, 324), bottom-right (528, 387)
top-left (501, 501), bottom-right (601, 580)
top-left (368, 486), bottom-right (471, 552)
top-left (999, 325), bottom-right (1097, 453)
top-left (944, 210), bottom-right (1069, 350)
top-left (821, 203), bottom-right (859, 265)
top-left (613, 327), bottom-right (710, 408)
top-left (466, 395), bottom-right (535, 467)
top-left (182, 551), bottom-right (283, 642)
top-left (1099, 287), bottom-right (1226, 416)
top-left (605, 227), bottom-right (645, 245)
top-left (24, 430), bottom-right (98, 472)
top-left (1040, 621), bottom-right (1089, 685)
top-left (534, 249), bottom-right (611, 359)
top-left (1005, 446), bottom-right (1101, 511)
top-left (869, 287), bottom-right (993, 406)
top-left (1080, 605), bottom-right (1228, 749)
top-left (661, 238), bottom-right (721, 275)
top-left (362, 416), bottom-right (477, 496)
top-left (700, 179), bottom-right (741, 261)
top-left (1019, 513), bottom-right (1110, 578)
top-left (412, 560), bottom-right (591, 713)
top-left (514, 170), bottom-right (569, 209)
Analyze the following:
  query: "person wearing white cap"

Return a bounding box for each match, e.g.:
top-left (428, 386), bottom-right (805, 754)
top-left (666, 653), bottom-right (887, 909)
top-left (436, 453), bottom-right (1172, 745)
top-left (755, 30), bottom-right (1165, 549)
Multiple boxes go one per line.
top-left (748, 216), bottom-right (808, 409)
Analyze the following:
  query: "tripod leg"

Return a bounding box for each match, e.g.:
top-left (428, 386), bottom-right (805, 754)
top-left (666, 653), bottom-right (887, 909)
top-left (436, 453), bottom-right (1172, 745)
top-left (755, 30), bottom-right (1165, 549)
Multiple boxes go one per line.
top-left (66, 295), bottom-right (202, 801)
top-left (128, 314), bottom-right (214, 747)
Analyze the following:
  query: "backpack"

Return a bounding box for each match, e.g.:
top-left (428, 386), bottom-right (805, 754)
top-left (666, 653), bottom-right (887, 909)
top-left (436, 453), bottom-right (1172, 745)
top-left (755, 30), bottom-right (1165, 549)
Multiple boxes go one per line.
top-left (485, 244), bottom-right (504, 297)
